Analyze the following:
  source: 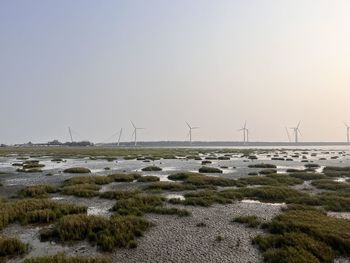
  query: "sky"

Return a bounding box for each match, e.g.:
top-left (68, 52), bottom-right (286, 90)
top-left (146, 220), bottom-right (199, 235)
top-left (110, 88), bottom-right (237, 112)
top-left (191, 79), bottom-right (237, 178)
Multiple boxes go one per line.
top-left (1, 0), bottom-right (350, 144)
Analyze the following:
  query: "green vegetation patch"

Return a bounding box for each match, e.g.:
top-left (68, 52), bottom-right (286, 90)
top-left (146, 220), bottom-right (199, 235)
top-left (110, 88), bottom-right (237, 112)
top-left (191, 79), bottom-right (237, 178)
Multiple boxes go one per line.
top-left (63, 167), bottom-right (91, 174)
top-left (64, 176), bottom-right (113, 186)
top-left (108, 173), bottom-right (141, 182)
top-left (141, 166), bottom-right (162, 172)
top-left (254, 206), bottom-right (350, 262)
top-left (232, 215), bottom-right (261, 228)
top-left (239, 174), bottom-right (302, 186)
top-left (145, 181), bottom-right (198, 191)
top-left (18, 185), bottom-right (59, 198)
top-left (198, 166), bottom-right (223, 173)
top-left (0, 236), bottom-right (28, 259)
top-left (24, 253), bottom-right (110, 263)
top-left (137, 176), bottom-right (160, 183)
top-left (61, 184), bottom-right (100, 198)
top-left (40, 214), bottom-right (151, 251)
top-left (0, 199), bottom-right (86, 230)
top-left (248, 164), bottom-right (277, 169)
top-left (311, 179), bottom-right (350, 191)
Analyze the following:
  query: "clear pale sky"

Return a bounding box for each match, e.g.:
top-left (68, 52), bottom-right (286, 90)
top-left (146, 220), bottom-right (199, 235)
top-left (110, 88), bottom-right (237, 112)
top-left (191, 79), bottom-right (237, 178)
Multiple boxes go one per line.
top-left (1, 0), bottom-right (350, 144)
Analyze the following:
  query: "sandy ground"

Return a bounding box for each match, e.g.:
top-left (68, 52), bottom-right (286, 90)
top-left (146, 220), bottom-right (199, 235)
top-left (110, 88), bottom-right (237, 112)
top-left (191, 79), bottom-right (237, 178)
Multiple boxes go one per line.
top-left (112, 202), bottom-right (283, 263)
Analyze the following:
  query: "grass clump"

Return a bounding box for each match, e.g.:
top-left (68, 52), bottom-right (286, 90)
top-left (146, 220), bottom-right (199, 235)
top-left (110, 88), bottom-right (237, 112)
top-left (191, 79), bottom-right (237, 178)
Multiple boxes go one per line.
top-left (145, 181), bottom-right (197, 191)
top-left (185, 174), bottom-right (242, 187)
top-left (23, 253), bottom-right (110, 263)
top-left (259, 169), bottom-right (277, 175)
top-left (254, 206), bottom-right (350, 262)
top-left (146, 207), bottom-right (191, 217)
top-left (111, 194), bottom-right (164, 216)
top-left (232, 215), bottom-right (260, 228)
top-left (61, 184), bottom-right (100, 198)
top-left (311, 179), bottom-right (350, 191)
top-left (0, 199), bottom-right (86, 230)
top-left (236, 186), bottom-right (305, 203)
top-left (167, 172), bottom-right (201, 181)
top-left (239, 174), bottom-right (302, 186)
top-left (288, 172), bottom-right (326, 180)
top-left (253, 232), bottom-right (333, 263)
top-left (99, 190), bottom-right (141, 200)
top-left (137, 176), bottom-right (160, 183)
top-left (63, 167), bottom-right (91, 174)
top-left (64, 176), bottom-right (113, 186)
top-left (198, 166), bottom-right (223, 173)
top-left (18, 185), bottom-right (59, 198)
top-left (108, 173), bottom-right (140, 182)
top-left (0, 236), bottom-right (28, 259)
top-left (40, 214), bottom-right (151, 251)
top-left (248, 164), bottom-right (277, 169)
top-left (141, 166), bottom-right (162, 172)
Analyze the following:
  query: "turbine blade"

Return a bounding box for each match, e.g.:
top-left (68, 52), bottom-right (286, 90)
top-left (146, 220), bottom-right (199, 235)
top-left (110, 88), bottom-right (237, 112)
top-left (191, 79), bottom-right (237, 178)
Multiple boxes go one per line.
top-left (297, 121), bottom-right (301, 129)
top-left (130, 121), bottom-right (136, 129)
top-left (185, 121), bottom-right (191, 129)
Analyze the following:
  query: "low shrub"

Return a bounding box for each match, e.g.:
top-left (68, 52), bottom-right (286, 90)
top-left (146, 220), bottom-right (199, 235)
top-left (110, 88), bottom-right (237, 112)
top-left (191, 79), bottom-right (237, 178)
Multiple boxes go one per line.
top-left (145, 182), bottom-right (197, 191)
top-left (41, 214), bottom-right (151, 251)
top-left (0, 199), bottom-right (86, 230)
top-left (141, 166), bottom-right (162, 172)
top-left (248, 164), bottom-right (277, 169)
top-left (64, 176), bottom-right (113, 186)
top-left (18, 185), bottom-right (58, 198)
top-left (0, 236), bottom-right (28, 258)
top-left (108, 173), bottom-right (140, 182)
top-left (137, 176), bottom-right (160, 183)
top-left (61, 184), bottom-right (100, 198)
top-left (198, 166), bottom-right (223, 173)
top-left (24, 253), bottom-right (110, 263)
top-left (232, 215), bottom-right (260, 228)
top-left (63, 167), bottom-right (91, 174)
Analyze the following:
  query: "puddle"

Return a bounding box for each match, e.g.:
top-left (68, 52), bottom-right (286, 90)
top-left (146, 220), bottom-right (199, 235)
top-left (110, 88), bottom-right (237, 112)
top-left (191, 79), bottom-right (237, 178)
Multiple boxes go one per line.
top-left (241, 199), bottom-right (285, 206)
top-left (166, 194), bottom-right (185, 200)
top-left (334, 178), bottom-right (347, 182)
top-left (51, 197), bottom-right (64, 201)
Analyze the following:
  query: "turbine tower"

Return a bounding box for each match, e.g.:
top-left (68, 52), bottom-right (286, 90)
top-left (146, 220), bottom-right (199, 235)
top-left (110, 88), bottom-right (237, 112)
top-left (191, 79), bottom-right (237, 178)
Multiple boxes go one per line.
top-left (238, 121), bottom-right (248, 143)
top-left (344, 122), bottom-right (350, 143)
top-left (290, 121), bottom-right (301, 143)
top-left (131, 121), bottom-right (144, 146)
top-left (117, 128), bottom-right (123, 147)
top-left (68, 127), bottom-right (73, 143)
top-left (186, 121), bottom-right (199, 145)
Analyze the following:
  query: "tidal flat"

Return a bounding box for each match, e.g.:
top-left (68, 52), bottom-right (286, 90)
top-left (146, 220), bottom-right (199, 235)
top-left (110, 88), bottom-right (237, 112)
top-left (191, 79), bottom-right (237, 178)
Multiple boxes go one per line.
top-left (0, 147), bottom-right (350, 263)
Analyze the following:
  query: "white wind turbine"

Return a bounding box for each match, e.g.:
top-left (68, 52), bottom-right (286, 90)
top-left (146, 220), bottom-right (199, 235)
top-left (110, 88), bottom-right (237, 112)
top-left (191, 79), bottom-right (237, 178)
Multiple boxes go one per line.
top-left (117, 128), bottom-right (123, 147)
top-left (344, 122), bottom-right (350, 143)
top-left (238, 121), bottom-right (248, 143)
top-left (290, 121), bottom-right (301, 143)
top-left (131, 121), bottom-right (144, 146)
top-left (186, 121), bottom-right (199, 145)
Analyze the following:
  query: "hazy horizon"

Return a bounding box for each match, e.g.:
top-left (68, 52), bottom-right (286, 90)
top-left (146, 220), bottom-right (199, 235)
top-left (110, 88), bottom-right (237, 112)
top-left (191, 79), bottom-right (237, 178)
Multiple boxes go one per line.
top-left (1, 1), bottom-right (350, 144)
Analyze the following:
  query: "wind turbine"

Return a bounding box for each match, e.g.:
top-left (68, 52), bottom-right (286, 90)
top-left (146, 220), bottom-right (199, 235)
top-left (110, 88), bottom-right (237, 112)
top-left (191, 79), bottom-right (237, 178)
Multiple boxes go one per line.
top-left (285, 127), bottom-right (291, 143)
top-left (131, 121), bottom-right (144, 146)
top-left (68, 127), bottom-right (73, 143)
top-left (290, 121), bottom-right (301, 143)
top-left (344, 122), bottom-right (350, 143)
top-left (117, 128), bottom-right (123, 147)
top-left (186, 121), bottom-right (199, 145)
top-left (238, 121), bottom-right (248, 143)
